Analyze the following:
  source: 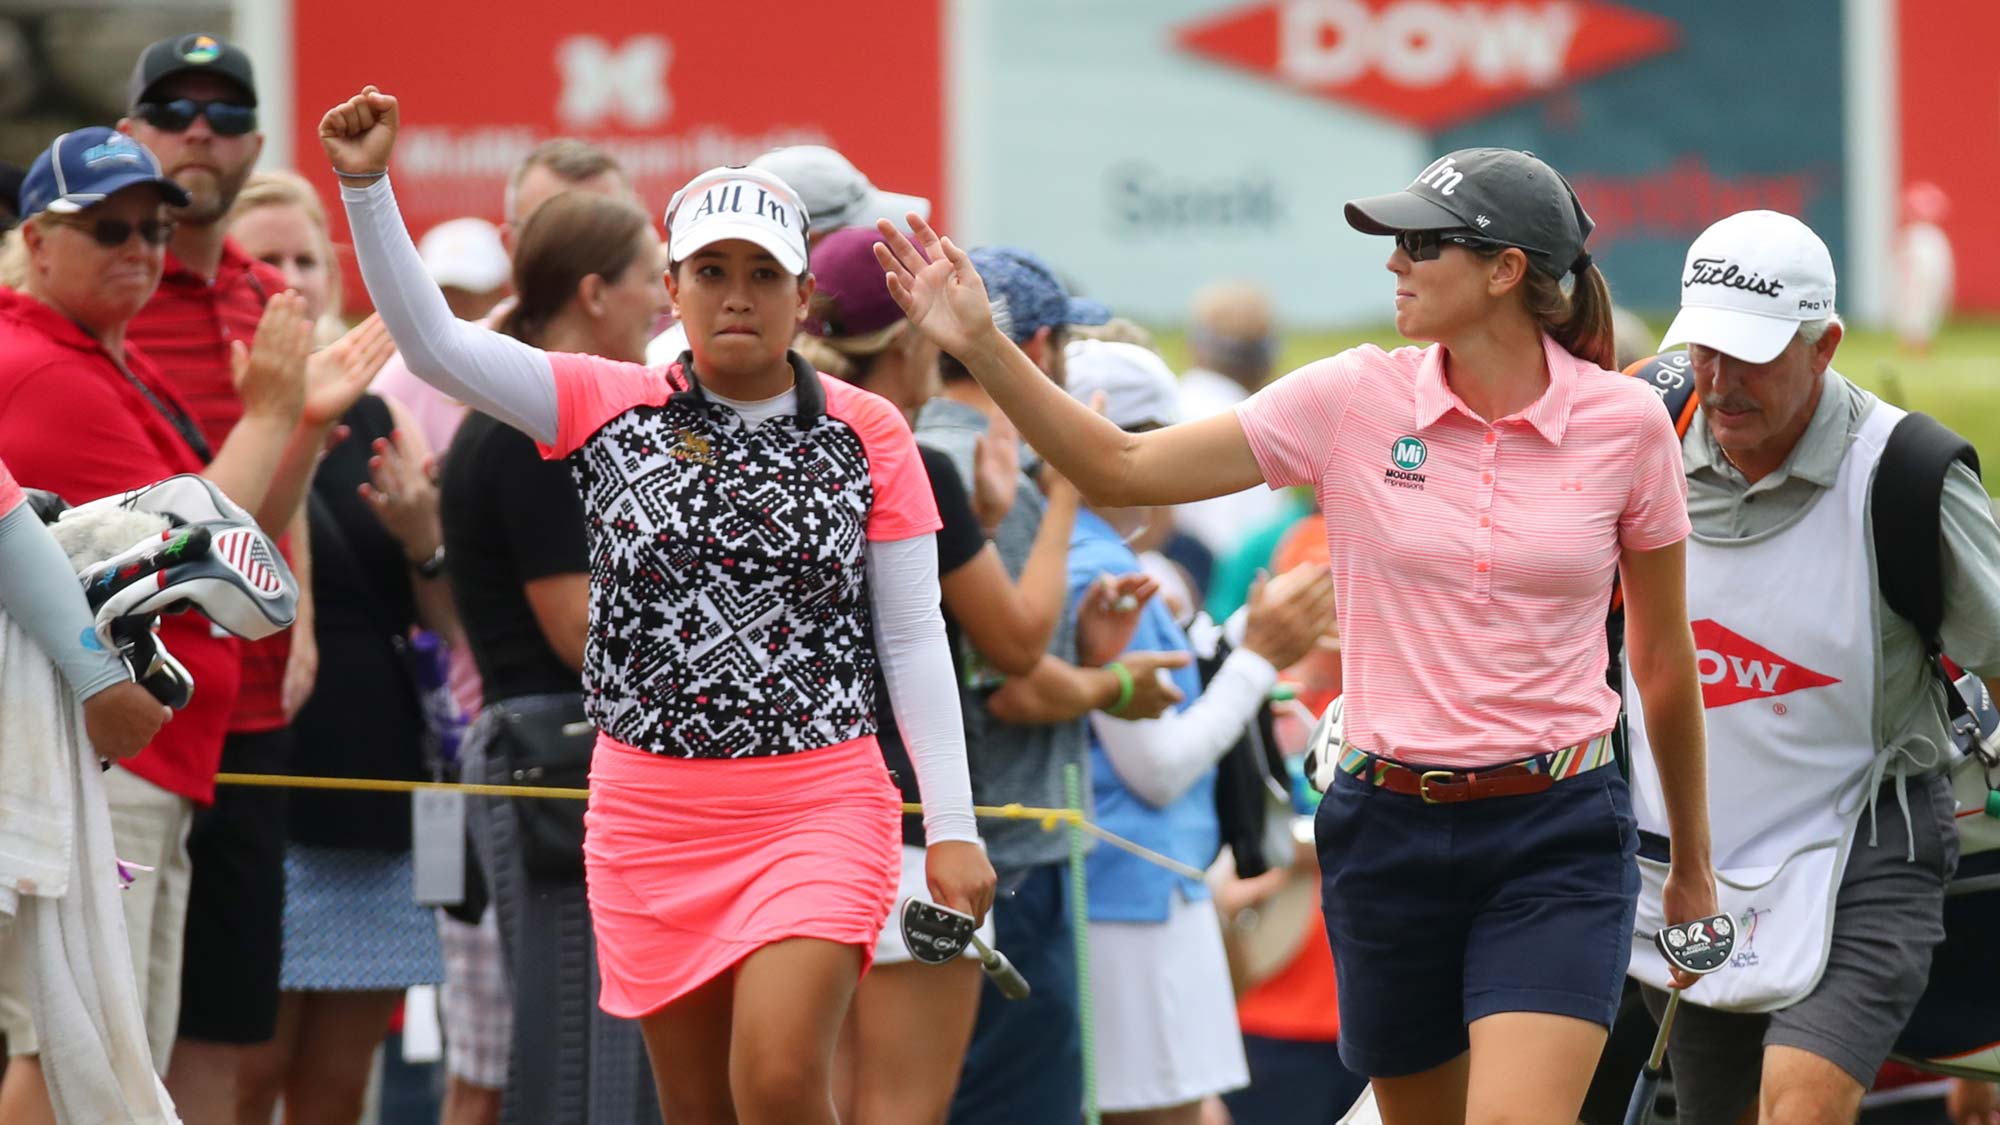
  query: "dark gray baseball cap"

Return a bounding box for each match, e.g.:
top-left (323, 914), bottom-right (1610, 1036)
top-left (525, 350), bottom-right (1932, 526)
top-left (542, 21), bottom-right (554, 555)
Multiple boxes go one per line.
top-left (1345, 147), bottom-right (1595, 279)
top-left (128, 32), bottom-right (258, 110)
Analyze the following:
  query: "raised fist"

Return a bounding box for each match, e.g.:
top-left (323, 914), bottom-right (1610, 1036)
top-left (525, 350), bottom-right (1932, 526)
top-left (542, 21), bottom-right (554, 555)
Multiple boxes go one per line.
top-left (318, 85), bottom-right (400, 177)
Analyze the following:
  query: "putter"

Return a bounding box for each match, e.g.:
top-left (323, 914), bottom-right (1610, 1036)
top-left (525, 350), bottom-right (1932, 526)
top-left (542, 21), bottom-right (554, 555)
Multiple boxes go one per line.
top-left (1623, 912), bottom-right (1737, 1125)
top-left (898, 898), bottom-right (1031, 1000)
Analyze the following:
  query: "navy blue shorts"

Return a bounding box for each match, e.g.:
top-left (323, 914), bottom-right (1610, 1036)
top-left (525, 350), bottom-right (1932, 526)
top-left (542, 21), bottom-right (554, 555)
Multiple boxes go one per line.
top-left (1314, 760), bottom-right (1638, 1078)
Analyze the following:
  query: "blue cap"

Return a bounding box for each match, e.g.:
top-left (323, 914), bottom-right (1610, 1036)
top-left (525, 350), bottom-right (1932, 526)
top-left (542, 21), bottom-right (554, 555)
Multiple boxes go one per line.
top-left (968, 247), bottom-right (1111, 344)
top-left (18, 128), bottom-right (190, 221)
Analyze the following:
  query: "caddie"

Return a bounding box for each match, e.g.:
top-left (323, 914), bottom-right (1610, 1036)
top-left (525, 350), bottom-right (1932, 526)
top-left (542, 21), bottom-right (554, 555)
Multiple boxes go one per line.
top-left (1624, 209), bottom-right (2000, 1123)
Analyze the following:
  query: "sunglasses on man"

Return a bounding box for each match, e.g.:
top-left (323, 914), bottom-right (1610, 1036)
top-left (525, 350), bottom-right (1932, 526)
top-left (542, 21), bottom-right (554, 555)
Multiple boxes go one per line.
top-left (1395, 228), bottom-right (1511, 262)
top-left (46, 214), bottom-right (177, 248)
top-left (134, 98), bottom-right (258, 137)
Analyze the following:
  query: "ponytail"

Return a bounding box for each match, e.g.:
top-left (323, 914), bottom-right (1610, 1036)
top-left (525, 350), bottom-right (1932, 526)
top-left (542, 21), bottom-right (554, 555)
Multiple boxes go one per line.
top-left (1523, 262), bottom-right (1616, 371)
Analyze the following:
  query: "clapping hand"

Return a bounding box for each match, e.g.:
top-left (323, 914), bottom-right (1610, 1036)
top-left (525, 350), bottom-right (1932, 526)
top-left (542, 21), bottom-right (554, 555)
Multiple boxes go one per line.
top-left (1076, 573), bottom-right (1160, 667)
top-left (358, 429), bottom-right (441, 561)
top-left (305, 314), bottom-right (396, 428)
top-left (233, 291), bottom-right (311, 424)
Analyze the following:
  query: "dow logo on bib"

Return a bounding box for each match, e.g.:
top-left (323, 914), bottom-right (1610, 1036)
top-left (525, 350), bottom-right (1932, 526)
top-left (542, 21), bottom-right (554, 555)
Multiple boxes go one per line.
top-left (1690, 619), bottom-right (1841, 709)
top-left (1384, 436), bottom-right (1428, 490)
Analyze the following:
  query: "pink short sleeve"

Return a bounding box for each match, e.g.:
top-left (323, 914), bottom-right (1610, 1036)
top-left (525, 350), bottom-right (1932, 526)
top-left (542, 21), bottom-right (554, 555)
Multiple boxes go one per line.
top-left (0, 457), bottom-right (21, 518)
top-left (537, 353), bottom-right (682, 459)
top-left (1236, 353), bottom-right (1363, 490)
top-left (1619, 403), bottom-right (1693, 551)
top-left (823, 376), bottom-right (942, 542)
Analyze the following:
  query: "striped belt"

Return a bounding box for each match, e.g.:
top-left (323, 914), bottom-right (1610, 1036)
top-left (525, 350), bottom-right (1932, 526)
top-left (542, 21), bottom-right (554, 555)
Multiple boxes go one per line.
top-left (1336, 732), bottom-right (1617, 804)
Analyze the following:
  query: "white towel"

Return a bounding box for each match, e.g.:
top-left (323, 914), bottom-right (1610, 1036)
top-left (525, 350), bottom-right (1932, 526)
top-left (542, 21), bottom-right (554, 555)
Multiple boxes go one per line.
top-left (0, 612), bottom-right (75, 914)
top-left (0, 617), bottom-right (179, 1123)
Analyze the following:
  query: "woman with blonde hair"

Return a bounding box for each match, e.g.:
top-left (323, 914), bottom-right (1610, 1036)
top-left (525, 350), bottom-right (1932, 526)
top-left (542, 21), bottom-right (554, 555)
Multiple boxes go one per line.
top-left (227, 170), bottom-right (348, 346)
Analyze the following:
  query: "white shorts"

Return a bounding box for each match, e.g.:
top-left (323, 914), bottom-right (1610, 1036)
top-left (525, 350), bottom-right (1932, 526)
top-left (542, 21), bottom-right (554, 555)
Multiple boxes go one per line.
top-left (0, 766), bottom-right (193, 1073)
top-left (871, 845), bottom-right (996, 966)
top-left (1091, 893), bottom-right (1249, 1112)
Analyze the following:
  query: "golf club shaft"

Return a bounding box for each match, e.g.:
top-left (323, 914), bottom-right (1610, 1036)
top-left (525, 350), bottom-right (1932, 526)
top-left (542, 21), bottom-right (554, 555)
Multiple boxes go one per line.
top-left (1623, 989), bottom-right (1682, 1125)
top-left (967, 933), bottom-right (1030, 1000)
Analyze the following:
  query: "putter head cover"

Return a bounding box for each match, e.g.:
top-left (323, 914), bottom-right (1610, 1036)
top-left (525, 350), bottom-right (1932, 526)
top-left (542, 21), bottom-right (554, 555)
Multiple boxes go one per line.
top-left (1303, 695), bottom-right (1346, 794)
top-left (52, 476), bottom-right (298, 708)
top-left (899, 898), bottom-right (975, 965)
top-left (1655, 912), bottom-right (1736, 976)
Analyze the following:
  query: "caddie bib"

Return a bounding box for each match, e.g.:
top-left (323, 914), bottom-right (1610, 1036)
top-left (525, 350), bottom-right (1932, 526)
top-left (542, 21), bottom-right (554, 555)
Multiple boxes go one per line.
top-left (1624, 401), bottom-right (1900, 1012)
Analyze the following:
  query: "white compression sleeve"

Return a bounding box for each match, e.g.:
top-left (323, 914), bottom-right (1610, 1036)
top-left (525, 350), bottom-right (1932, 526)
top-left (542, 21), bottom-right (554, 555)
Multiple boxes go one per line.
top-left (0, 502), bottom-right (128, 701)
top-left (866, 534), bottom-right (979, 846)
top-left (1090, 648), bottom-right (1278, 809)
top-left (340, 175), bottom-right (560, 444)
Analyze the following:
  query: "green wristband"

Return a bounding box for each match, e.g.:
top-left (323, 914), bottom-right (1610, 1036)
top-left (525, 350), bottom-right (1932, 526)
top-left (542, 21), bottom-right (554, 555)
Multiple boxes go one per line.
top-left (1105, 661), bottom-right (1135, 716)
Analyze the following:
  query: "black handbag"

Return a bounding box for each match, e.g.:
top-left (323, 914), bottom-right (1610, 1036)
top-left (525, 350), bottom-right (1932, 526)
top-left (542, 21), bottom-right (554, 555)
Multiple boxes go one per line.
top-left (487, 693), bottom-right (595, 881)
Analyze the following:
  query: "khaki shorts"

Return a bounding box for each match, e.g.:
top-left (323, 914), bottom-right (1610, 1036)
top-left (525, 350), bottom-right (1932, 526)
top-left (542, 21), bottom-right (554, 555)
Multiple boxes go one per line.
top-left (0, 766), bottom-right (194, 1074)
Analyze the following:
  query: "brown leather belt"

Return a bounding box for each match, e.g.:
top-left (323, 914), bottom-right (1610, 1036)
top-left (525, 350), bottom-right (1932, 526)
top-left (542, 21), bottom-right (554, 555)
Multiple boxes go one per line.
top-left (1338, 733), bottom-right (1616, 804)
top-left (1377, 764), bottom-right (1553, 804)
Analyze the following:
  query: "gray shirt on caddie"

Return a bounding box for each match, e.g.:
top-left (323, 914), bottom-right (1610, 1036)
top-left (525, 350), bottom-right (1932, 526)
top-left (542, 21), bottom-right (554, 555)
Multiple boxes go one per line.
top-left (916, 397), bottom-right (1087, 873)
top-left (1683, 369), bottom-right (2000, 758)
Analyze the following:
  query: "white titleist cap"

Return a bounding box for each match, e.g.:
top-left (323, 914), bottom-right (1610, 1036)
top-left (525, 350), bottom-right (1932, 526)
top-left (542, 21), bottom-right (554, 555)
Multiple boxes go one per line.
top-left (417, 217), bottom-right (510, 293)
top-left (1064, 340), bottom-right (1181, 431)
top-left (665, 166), bottom-right (810, 276)
top-left (1658, 210), bottom-right (1836, 364)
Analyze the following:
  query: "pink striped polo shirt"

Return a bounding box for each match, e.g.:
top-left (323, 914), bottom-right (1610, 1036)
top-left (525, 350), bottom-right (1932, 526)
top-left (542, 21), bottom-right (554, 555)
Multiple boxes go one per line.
top-left (1237, 333), bottom-right (1689, 768)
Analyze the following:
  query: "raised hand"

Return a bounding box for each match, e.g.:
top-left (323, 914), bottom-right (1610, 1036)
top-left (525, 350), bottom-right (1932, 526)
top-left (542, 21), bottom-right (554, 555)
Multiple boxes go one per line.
top-left (1077, 572), bottom-right (1160, 668)
top-left (305, 314), bottom-right (396, 427)
top-left (318, 85), bottom-right (400, 177)
top-left (873, 214), bottom-right (1001, 360)
top-left (233, 291), bottom-right (311, 424)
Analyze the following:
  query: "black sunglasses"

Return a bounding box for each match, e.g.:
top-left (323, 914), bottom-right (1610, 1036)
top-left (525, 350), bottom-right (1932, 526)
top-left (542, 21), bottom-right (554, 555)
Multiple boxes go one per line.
top-left (48, 215), bottom-right (176, 248)
top-left (135, 98), bottom-right (258, 136)
top-left (1396, 228), bottom-right (1510, 261)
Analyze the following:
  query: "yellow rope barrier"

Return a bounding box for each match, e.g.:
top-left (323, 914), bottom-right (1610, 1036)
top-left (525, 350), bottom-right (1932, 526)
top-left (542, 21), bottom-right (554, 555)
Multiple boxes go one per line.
top-left (212, 771), bottom-right (1206, 880)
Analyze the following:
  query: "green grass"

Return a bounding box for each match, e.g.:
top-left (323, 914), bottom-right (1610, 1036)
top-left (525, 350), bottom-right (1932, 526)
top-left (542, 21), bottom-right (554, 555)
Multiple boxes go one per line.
top-left (1146, 319), bottom-right (2000, 493)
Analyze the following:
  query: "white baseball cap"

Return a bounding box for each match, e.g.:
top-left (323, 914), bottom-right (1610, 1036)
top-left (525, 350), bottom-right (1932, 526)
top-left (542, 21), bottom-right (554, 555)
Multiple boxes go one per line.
top-left (666, 166), bottom-right (810, 276)
top-left (417, 217), bottom-right (510, 293)
top-left (750, 145), bottom-right (930, 234)
top-left (1064, 340), bottom-right (1181, 431)
top-left (1658, 210), bottom-right (1837, 364)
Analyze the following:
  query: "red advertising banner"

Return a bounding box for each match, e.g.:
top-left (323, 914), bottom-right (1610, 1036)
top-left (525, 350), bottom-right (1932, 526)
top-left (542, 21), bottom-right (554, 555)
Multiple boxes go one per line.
top-left (291, 1), bottom-right (943, 311)
top-left (1899, 0), bottom-right (2000, 313)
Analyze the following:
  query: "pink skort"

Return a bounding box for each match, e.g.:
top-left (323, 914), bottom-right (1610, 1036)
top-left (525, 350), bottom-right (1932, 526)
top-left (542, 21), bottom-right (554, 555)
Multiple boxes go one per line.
top-left (584, 733), bottom-right (901, 1018)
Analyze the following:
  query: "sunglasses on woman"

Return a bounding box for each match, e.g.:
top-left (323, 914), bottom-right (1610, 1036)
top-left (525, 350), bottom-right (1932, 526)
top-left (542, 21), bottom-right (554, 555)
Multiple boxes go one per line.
top-left (134, 98), bottom-right (258, 137)
top-left (46, 215), bottom-right (177, 248)
top-left (1395, 228), bottom-right (1509, 261)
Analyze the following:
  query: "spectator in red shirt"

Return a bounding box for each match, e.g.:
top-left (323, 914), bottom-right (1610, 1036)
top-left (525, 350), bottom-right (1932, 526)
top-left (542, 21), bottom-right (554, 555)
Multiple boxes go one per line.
top-left (116, 32), bottom-right (373, 1114)
top-left (0, 126), bottom-right (311, 1125)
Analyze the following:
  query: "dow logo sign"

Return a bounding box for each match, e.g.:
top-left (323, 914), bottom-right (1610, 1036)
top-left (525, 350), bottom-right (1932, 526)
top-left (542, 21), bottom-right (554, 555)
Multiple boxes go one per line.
top-left (1690, 619), bottom-right (1841, 710)
top-left (1175, 0), bottom-right (1681, 131)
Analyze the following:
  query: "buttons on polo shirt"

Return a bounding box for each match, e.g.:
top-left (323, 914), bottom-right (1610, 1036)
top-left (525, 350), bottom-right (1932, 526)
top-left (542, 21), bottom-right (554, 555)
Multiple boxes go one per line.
top-left (1475, 561), bottom-right (1489, 573)
top-left (1484, 431), bottom-right (1496, 444)
top-left (1481, 473), bottom-right (1493, 484)
top-left (1479, 516), bottom-right (1491, 528)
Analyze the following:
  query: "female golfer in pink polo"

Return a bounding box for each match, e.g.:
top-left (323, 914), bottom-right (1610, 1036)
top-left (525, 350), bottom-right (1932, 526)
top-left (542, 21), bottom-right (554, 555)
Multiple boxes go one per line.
top-left (878, 148), bottom-right (1717, 1122)
top-left (321, 87), bottom-right (992, 1125)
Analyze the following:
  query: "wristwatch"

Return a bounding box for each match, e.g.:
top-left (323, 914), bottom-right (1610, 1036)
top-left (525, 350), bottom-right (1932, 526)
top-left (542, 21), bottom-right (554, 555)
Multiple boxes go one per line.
top-left (412, 545), bottom-right (447, 579)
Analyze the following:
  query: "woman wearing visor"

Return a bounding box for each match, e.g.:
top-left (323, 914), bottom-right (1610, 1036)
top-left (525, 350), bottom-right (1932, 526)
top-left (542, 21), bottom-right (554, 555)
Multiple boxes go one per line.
top-left (876, 148), bottom-right (1716, 1122)
top-left (319, 87), bottom-right (992, 1125)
